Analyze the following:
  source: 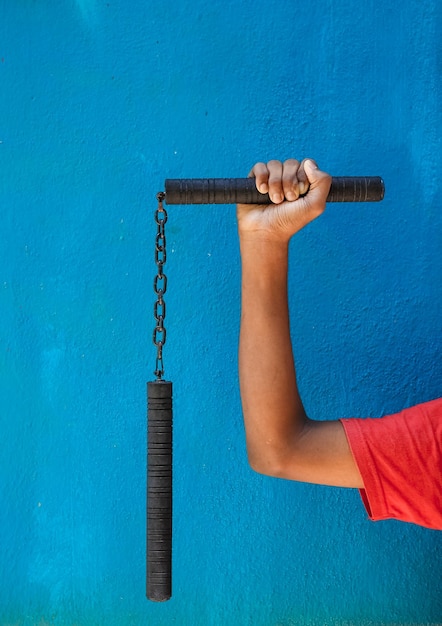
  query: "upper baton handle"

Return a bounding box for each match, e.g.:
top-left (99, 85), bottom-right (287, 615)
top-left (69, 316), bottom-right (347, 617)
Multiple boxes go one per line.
top-left (164, 177), bottom-right (384, 204)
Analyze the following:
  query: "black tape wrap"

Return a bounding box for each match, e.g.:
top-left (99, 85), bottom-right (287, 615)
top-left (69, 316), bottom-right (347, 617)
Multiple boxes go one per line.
top-left (164, 176), bottom-right (385, 204)
top-left (147, 380), bottom-right (173, 602)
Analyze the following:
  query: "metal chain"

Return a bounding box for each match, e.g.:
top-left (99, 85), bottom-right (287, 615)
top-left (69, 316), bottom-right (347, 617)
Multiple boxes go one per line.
top-left (153, 191), bottom-right (167, 379)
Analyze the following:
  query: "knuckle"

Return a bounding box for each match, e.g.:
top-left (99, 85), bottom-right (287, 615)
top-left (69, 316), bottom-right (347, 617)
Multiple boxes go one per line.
top-left (283, 158), bottom-right (300, 167)
top-left (249, 162), bottom-right (267, 177)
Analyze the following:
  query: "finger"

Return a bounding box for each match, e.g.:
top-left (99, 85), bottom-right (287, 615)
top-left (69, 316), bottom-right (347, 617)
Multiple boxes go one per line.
top-left (298, 159), bottom-right (314, 196)
top-left (303, 159), bottom-right (332, 207)
top-left (267, 160), bottom-right (284, 204)
top-left (248, 162), bottom-right (270, 194)
top-left (282, 159), bottom-right (301, 201)
top-left (303, 158), bottom-right (327, 185)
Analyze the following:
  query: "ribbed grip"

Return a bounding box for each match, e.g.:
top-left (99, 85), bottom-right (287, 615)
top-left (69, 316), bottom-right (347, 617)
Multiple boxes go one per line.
top-left (147, 380), bottom-right (173, 602)
top-left (164, 176), bottom-right (384, 204)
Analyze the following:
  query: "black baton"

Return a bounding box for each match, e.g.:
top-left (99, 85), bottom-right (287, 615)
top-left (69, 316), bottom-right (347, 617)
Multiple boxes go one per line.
top-left (164, 176), bottom-right (384, 205)
top-left (147, 380), bottom-right (173, 602)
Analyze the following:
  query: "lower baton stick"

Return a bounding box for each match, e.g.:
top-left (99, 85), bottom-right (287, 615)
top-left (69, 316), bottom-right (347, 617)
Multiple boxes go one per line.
top-left (147, 380), bottom-right (173, 602)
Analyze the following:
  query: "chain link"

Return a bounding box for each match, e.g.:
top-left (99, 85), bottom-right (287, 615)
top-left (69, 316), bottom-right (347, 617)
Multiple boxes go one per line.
top-left (153, 191), bottom-right (167, 379)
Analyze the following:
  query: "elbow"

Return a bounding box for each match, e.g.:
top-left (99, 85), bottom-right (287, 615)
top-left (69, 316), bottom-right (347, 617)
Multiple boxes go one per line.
top-left (245, 430), bottom-right (309, 480)
top-left (247, 449), bottom-right (292, 480)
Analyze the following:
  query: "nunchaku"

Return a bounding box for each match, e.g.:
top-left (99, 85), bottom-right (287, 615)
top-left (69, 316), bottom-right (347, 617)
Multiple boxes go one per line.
top-left (146, 172), bottom-right (385, 602)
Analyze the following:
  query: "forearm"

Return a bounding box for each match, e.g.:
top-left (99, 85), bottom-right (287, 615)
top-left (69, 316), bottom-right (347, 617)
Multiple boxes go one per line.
top-left (238, 237), bottom-right (308, 474)
top-left (236, 159), bottom-right (362, 487)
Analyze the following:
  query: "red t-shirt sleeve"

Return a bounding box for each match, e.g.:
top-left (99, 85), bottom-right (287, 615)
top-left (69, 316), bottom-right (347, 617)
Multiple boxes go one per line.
top-left (340, 398), bottom-right (442, 530)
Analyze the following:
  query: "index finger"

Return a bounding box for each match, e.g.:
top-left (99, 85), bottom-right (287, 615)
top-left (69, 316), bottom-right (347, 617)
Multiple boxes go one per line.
top-left (248, 162), bottom-right (270, 194)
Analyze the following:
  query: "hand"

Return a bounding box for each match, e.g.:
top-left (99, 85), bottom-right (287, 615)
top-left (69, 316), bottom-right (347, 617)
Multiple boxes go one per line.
top-left (237, 158), bottom-right (332, 242)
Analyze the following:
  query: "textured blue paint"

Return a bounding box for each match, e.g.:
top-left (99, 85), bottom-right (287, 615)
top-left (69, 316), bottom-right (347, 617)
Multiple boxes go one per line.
top-left (0, 0), bottom-right (441, 624)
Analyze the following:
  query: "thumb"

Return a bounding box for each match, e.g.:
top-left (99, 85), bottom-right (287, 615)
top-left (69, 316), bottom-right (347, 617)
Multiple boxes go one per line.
top-left (303, 158), bottom-right (320, 181)
top-left (303, 159), bottom-right (331, 200)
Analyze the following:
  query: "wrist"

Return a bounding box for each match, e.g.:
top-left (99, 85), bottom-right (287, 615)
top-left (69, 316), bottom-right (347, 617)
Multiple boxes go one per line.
top-left (239, 233), bottom-right (289, 254)
top-left (239, 236), bottom-right (289, 277)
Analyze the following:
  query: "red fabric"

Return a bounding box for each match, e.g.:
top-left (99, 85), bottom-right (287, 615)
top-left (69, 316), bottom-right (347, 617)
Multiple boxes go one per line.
top-left (340, 398), bottom-right (442, 530)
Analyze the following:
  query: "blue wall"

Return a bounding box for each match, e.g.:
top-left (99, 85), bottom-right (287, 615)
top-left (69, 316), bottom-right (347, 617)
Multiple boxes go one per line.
top-left (1, 1), bottom-right (441, 624)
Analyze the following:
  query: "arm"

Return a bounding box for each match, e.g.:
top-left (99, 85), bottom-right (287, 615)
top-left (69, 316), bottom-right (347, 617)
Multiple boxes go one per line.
top-left (237, 158), bottom-right (364, 488)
